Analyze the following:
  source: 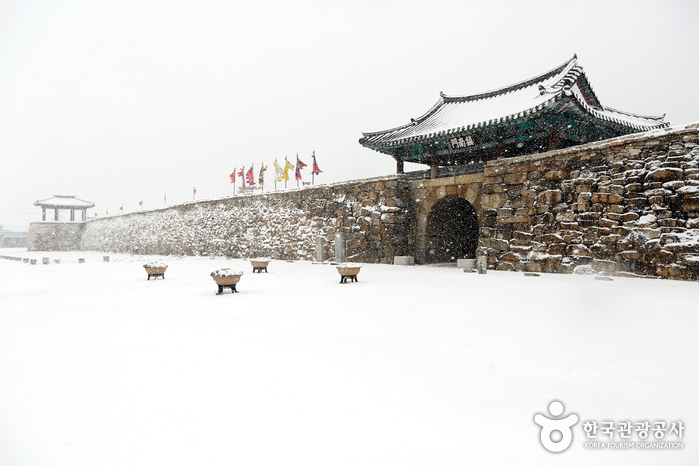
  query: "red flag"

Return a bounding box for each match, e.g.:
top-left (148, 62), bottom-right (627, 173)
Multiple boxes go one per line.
top-left (106, 209), bottom-right (108, 215)
top-left (238, 167), bottom-right (246, 187)
top-left (311, 150), bottom-right (322, 175)
top-left (139, 200), bottom-right (143, 206)
top-left (230, 170), bottom-right (236, 183)
top-left (246, 166), bottom-right (255, 185)
top-left (120, 206), bottom-right (123, 211)
top-left (193, 186), bottom-right (197, 195)
top-left (295, 154), bottom-right (307, 180)
top-left (94, 212), bottom-right (97, 217)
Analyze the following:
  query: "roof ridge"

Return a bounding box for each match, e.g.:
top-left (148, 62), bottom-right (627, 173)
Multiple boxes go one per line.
top-left (441, 55), bottom-right (578, 103)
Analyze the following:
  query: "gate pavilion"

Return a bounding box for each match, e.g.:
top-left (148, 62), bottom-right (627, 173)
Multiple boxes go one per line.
top-left (359, 55), bottom-right (670, 178)
top-left (34, 195), bottom-right (95, 222)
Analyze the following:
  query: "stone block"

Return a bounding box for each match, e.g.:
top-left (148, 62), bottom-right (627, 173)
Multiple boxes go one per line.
top-left (513, 231), bottom-right (534, 241)
top-left (591, 192), bottom-right (608, 203)
top-left (393, 256), bottom-right (415, 266)
top-left (619, 250), bottom-right (641, 260)
top-left (598, 218), bottom-right (619, 228)
top-left (608, 205), bottom-right (625, 216)
top-left (544, 170), bottom-right (568, 180)
top-left (481, 193), bottom-right (509, 209)
top-left (682, 197), bottom-right (699, 211)
top-left (556, 210), bottom-right (576, 223)
top-left (496, 262), bottom-right (516, 271)
top-left (457, 258), bottom-right (476, 270)
top-left (592, 259), bottom-right (617, 274)
top-left (499, 215), bottom-right (532, 224)
top-left (536, 233), bottom-right (564, 244)
top-left (548, 243), bottom-right (567, 255)
top-left (646, 167), bottom-right (683, 182)
top-left (537, 190), bottom-right (563, 205)
top-left (504, 172), bottom-right (527, 185)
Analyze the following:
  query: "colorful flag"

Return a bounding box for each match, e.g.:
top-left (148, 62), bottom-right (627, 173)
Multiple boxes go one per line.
top-left (282, 157), bottom-right (294, 181)
top-left (246, 164), bottom-right (255, 185)
top-left (139, 200), bottom-right (143, 206)
top-left (311, 150), bottom-right (322, 175)
top-left (274, 159), bottom-right (282, 182)
top-left (295, 154), bottom-right (307, 180)
top-left (230, 169), bottom-right (236, 183)
top-left (259, 163), bottom-right (268, 186)
top-left (238, 167), bottom-right (246, 187)
top-left (120, 206), bottom-right (123, 212)
top-left (94, 212), bottom-right (98, 217)
top-left (193, 186), bottom-right (197, 195)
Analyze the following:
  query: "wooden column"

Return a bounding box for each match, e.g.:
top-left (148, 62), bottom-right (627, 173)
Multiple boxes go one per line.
top-left (54, 209), bottom-right (59, 221)
top-left (70, 209), bottom-right (75, 221)
top-left (396, 159), bottom-right (404, 174)
top-left (430, 155), bottom-right (438, 179)
top-left (548, 131), bottom-right (560, 151)
top-left (42, 208), bottom-right (46, 221)
top-left (82, 209), bottom-right (87, 222)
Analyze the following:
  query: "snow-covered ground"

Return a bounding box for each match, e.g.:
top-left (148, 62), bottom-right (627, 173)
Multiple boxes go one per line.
top-left (1, 249), bottom-right (697, 465)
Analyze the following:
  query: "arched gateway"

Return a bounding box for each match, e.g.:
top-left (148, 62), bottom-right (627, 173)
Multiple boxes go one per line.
top-left (411, 175), bottom-right (483, 265)
top-left (425, 195), bottom-right (479, 263)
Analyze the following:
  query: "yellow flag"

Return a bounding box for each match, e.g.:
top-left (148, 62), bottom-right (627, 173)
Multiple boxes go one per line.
top-left (274, 159), bottom-right (282, 182)
top-left (282, 157), bottom-right (294, 181)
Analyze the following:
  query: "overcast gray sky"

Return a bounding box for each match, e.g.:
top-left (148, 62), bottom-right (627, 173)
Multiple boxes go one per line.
top-left (1, 0), bottom-right (698, 231)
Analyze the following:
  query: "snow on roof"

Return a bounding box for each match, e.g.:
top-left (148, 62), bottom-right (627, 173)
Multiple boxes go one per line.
top-left (34, 195), bottom-right (95, 209)
top-left (360, 55), bottom-right (669, 148)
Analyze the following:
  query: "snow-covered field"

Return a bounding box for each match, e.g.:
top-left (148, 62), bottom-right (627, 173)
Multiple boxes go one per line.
top-left (1, 249), bottom-right (697, 465)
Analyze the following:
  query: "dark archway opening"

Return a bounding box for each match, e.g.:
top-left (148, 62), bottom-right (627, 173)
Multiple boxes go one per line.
top-left (425, 196), bottom-right (479, 264)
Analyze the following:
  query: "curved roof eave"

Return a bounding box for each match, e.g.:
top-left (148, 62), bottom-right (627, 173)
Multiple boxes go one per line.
top-left (34, 195), bottom-right (95, 209)
top-left (360, 55), bottom-right (579, 140)
top-left (361, 94), bottom-right (565, 149)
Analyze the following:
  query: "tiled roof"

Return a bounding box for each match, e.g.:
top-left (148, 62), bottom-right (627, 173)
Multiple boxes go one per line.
top-left (360, 55), bottom-right (669, 148)
top-left (34, 195), bottom-right (95, 209)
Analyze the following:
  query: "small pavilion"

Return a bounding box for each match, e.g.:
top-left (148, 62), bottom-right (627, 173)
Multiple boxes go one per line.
top-left (359, 55), bottom-right (670, 178)
top-left (34, 195), bottom-right (95, 222)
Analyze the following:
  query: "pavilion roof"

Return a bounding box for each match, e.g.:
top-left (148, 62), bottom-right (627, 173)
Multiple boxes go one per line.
top-left (34, 195), bottom-right (95, 209)
top-left (360, 55), bottom-right (669, 150)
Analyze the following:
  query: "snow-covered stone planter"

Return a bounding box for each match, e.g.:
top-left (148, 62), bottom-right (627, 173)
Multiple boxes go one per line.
top-left (211, 268), bottom-right (243, 294)
top-left (250, 258), bottom-right (270, 273)
top-left (336, 263), bottom-right (361, 283)
top-left (144, 262), bottom-right (168, 280)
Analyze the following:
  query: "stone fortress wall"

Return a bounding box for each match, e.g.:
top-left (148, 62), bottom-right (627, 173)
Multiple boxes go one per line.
top-left (27, 222), bottom-right (85, 251)
top-left (78, 176), bottom-right (413, 263)
top-left (477, 123), bottom-right (699, 280)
